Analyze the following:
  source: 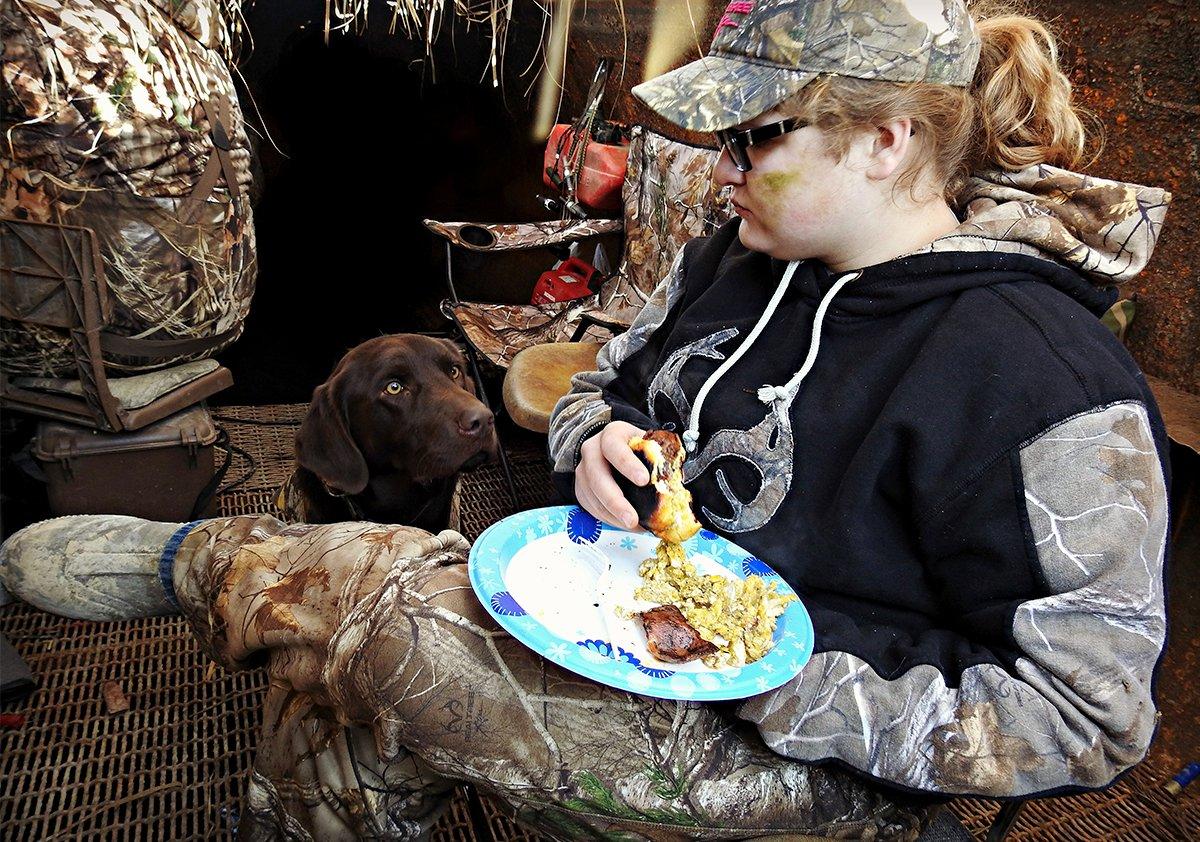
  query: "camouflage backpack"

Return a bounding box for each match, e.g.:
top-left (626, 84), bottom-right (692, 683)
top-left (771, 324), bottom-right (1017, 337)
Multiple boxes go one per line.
top-left (1, 0), bottom-right (256, 377)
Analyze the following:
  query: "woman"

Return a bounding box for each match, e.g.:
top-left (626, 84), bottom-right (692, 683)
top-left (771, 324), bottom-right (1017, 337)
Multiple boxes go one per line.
top-left (553, 0), bottom-right (1171, 800)
top-left (0, 1), bottom-right (1170, 838)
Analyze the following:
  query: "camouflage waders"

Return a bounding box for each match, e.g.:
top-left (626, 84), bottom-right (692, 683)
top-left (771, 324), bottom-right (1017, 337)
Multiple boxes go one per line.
top-left (163, 515), bottom-right (925, 840)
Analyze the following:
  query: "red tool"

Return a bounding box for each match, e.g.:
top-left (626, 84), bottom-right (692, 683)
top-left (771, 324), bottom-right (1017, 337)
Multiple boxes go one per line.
top-left (543, 123), bottom-right (628, 212)
top-left (530, 256), bottom-right (601, 305)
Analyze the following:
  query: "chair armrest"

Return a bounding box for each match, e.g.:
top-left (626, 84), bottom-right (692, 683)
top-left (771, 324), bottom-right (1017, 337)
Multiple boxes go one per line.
top-left (423, 218), bottom-right (623, 252)
top-left (569, 310), bottom-right (629, 342)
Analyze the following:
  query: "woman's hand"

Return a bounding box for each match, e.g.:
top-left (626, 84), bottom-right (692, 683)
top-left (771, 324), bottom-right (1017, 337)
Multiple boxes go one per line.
top-left (575, 421), bottom-right (650, 530)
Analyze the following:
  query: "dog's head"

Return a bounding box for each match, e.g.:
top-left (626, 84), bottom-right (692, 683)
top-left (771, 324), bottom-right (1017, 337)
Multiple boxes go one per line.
top-left (296, 334), bottom-right (498, 495)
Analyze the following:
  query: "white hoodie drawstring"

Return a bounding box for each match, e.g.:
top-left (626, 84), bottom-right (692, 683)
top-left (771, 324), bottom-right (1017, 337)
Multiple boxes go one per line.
top-left (682, 266), bottom-right (862, 453)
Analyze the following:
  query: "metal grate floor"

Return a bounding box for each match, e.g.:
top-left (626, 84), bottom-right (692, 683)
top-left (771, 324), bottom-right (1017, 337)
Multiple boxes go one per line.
top-left (1, 608), bottom-right (264, 839)
top-left (2, 403), bottom-right (1196, 840)
top-left (953, 762), bottom-right (1199, 840)
top-left (1, 403), bottom-right (553, 841)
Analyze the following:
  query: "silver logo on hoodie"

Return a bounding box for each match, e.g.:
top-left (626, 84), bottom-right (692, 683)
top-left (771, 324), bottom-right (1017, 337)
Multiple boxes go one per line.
top-left (649, 328), bottom-right (795, 533)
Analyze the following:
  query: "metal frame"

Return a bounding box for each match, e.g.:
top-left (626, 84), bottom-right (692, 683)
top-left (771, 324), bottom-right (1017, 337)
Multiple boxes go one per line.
top-left (1, 219), bottom-right (122, 429)
top-left (442, 240), bottom-right (520, 511)
top-left (0, 217), bottom-right (232, 432)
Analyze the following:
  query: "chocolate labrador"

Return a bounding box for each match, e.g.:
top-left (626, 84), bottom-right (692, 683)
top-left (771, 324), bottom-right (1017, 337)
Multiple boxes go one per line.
top-left (276, 334), bottom-right (498, 531)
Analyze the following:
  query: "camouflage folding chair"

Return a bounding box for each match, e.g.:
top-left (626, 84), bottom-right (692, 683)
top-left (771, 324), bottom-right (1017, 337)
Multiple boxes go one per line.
top-left (1, 0), bottom-right (255, 433)
top-left (425, 126), bottom-right (735, 372)
top-left (424, 127), bottom-right (733, 440)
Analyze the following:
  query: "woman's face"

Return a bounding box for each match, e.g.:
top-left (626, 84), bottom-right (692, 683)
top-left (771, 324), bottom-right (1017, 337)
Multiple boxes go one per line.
top-left (714, 109), bottom-right (872, 263)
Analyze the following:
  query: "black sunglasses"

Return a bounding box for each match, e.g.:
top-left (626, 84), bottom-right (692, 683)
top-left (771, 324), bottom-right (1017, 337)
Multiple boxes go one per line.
top-left (715, 117), bottom-right (805, 173)
top-left (716, 118), bottom-right (917, 172)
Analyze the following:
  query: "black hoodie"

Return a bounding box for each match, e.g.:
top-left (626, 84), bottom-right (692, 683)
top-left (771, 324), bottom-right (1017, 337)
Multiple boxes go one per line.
top-left (548, 166), bottom-right (1172, 799)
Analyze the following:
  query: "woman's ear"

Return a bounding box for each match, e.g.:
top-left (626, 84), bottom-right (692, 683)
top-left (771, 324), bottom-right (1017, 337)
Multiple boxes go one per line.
top-left (866, 118), bottom-right (914, 182)
top-left (295, 378), bottom-right (369, 495)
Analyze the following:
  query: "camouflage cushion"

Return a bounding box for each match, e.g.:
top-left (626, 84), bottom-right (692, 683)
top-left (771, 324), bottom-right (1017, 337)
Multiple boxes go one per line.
top-left (1, 0), bottom-right (256, 377)
top-left (12, 359), bottom-right (221, 410)
top-left (451, 127), bottom-right (734, 368)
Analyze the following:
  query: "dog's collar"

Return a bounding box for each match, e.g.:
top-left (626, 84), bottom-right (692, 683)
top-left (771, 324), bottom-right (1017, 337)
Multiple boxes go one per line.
top-left (319, 477), bottom-right (448, 526)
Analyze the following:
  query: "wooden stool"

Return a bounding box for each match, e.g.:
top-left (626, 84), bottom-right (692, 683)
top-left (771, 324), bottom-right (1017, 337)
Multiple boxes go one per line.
top-left (503, 342), bottom-right (605, 433)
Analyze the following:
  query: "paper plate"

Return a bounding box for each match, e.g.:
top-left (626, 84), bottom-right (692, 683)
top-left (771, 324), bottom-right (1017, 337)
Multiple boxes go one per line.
top-left (468, 505), bottom-right (813, 701)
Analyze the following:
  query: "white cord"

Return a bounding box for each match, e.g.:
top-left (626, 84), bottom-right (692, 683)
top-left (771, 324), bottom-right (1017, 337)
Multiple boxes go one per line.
top-left (682, 260), bottom-right (799, 453)
top-left (682, 266), bottom-right (862, 453)
top-left (756, 269), bottom-right (861, 405)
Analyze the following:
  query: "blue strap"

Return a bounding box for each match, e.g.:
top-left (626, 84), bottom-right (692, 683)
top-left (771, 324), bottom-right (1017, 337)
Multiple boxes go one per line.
top-left (159, 520), bottom-right (204, 611)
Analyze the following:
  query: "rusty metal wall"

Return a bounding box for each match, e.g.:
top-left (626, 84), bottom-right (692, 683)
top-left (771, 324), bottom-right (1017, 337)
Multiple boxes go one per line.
top-left (556, 0), bottom-right (1198, 392)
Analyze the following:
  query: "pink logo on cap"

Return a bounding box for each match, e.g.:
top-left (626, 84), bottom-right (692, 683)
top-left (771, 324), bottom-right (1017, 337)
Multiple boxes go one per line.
top-left (716, 1), bottom-right (754, 32)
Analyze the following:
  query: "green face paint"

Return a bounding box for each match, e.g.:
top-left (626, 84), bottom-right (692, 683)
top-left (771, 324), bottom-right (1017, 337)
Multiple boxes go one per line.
top-left (758, 170), bottom-right (803, 193)
top-left (754, 169), bottom-right (804, 214)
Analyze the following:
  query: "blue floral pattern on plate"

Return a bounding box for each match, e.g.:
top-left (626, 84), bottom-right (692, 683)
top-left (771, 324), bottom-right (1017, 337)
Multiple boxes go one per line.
top-left (576, 639), bottom-right (639, 665)
top-left (566, 507), bottom-right (602, 544)
top-left (489, 591), bottom-right (527, 616)
top-left (468, 506), bottom-right (814, 701)
top-left (741, 556), bottom-right (776, 577)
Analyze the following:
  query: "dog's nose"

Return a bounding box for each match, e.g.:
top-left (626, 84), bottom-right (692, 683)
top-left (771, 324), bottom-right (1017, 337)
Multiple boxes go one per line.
top-left (457, 406), bottom-right (494, 437)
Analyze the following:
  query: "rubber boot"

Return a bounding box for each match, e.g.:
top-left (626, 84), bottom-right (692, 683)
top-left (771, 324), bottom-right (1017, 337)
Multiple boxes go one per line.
top-left (0, 515), bottom-right (194, 620)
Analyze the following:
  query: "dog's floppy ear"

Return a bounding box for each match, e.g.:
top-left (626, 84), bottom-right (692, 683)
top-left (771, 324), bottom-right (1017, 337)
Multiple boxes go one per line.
top-left (295, 379), bottom-right (369, 496)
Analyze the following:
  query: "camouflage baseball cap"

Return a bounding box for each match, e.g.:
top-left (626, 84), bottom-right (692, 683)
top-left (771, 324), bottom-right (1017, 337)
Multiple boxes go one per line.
top-left (632, 0), bottom-right (981, 132)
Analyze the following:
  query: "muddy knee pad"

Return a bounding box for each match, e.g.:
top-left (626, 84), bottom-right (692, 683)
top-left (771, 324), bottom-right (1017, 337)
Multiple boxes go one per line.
top-left (0, 515), bottom-right (197, 620)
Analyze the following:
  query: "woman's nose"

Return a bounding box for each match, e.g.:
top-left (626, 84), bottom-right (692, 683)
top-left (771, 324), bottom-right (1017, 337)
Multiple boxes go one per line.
top-left (713, 146), bottom-right (746, 187)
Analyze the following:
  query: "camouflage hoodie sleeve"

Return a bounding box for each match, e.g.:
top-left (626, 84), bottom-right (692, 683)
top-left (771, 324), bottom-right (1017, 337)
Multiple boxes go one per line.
top-left (548, 249), bottom-right (690, 494)
top-left (740, 400), bottom-right (1169, 797)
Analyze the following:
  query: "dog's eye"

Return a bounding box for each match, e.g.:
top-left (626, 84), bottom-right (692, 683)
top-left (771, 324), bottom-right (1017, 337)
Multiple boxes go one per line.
top-left (449, 364), bottom-right (461, 379)
top-left (384, 380), bottom-right (404, 395)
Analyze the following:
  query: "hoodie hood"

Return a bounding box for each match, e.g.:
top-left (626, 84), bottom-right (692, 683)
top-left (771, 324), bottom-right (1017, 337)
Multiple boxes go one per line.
top-left (768, 161), bottom-right (1172, 320)
top-left (921, 162), bottom-right (1172, 286)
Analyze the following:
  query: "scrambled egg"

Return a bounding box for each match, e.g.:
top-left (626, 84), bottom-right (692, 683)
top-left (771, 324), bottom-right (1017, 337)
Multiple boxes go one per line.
top-left (635, 540), bottom-right (794, 668)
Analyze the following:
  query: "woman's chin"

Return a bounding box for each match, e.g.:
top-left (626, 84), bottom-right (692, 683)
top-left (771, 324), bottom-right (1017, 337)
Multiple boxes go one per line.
top-left (736, 220), bottom-right (812, 261)
top-left (736, 219), bottom-right (773, 254)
